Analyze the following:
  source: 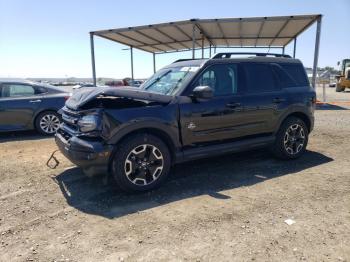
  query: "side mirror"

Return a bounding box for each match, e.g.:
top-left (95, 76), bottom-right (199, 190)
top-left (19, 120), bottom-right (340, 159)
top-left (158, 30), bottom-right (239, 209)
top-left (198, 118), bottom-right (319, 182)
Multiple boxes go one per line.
top-left (191, 86), bottom-right (213, 100)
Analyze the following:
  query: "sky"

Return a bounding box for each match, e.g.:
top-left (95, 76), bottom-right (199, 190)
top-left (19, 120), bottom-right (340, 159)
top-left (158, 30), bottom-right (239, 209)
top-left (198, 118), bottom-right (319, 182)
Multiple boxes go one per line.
top-left (0, 0), bottom-right (349, 79)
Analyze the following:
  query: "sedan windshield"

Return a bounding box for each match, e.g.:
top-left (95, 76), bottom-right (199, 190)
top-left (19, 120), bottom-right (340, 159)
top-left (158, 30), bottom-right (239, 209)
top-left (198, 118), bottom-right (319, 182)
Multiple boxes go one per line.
top-left (141, 66), bottom-right (199, 95)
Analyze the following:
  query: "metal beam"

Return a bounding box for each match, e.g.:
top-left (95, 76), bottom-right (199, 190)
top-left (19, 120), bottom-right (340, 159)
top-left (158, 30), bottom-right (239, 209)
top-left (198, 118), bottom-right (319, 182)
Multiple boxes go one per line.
top-left (173, 24), bottom-right (201, 47)
top-left (194, 22), bottom-right (215, 47)
top-left (134, 30), bottom-right (175, 51)
top-left (239, 18), bottom-right (242, 47)
top-left (117, 32), bottom-right (168, 52)
top-left (312, 16), bottom-right (322, 88)
top-left (152, 27), bottom-right (189, 49)
top-left (201, 36), bottom-right (204, 58)
top-left (216, 21), bottom-right (229, 46)
top-left (153, 53), bottom-right (156, 73)
top-left (90, 33), bottom-right (96, 86)
top-left (255, 20), bottom-right (265, 47)
top-left (293, 37), bottom-right (297, 58)
top-left (192, 24), bottom-right (196, 59)
top-left (270, 18), bottom-right (290, 46)
top-left (130, 46), bottom-right (134, 81)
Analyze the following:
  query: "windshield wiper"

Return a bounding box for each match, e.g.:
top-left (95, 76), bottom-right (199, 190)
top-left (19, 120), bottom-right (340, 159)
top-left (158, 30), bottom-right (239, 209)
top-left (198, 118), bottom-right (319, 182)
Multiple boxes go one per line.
top-left (166, 69), bottom-right (191, 95)
top-left (144, 70), bottom-right (171, 90)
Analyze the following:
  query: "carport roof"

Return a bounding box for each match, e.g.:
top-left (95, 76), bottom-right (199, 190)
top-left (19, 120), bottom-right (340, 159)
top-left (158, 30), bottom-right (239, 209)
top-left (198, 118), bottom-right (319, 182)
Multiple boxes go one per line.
top-left (91, 14), bottom-right (321, 53)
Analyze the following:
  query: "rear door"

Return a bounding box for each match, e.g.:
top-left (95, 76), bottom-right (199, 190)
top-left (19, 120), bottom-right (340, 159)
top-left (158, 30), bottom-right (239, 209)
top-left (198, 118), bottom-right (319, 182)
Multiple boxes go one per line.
top-left (0, 83), bottom-right (42, 131)
top-left (238, 63), bottom-right (287, 135)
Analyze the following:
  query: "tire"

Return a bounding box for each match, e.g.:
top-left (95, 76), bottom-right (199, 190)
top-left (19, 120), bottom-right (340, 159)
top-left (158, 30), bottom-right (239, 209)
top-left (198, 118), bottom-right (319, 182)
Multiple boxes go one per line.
top-left (35, 111), bottom-right (61, 135)
top-left (336, 84), bottom-right (345, 92)
top-left (271, 116), bottom-right (309, 160)
top-left (111, 133), bottom-right (171, 192)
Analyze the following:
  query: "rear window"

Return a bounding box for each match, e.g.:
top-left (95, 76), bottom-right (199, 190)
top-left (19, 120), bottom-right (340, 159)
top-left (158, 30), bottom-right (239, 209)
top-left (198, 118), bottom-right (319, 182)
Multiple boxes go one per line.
top-left (243, 63), bottom-right (278, 93)
top-left (278, 63), bottom-right (309, 87)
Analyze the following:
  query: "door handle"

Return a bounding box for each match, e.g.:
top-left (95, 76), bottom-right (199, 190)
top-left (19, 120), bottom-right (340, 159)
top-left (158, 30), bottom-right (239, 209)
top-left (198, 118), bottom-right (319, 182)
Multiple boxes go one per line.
top-left (226, 102), bottom-right (241, 108)
top-left (272, 98), bottom-right (285, 104)
top-left (29, 99), bottom-right (42, 103)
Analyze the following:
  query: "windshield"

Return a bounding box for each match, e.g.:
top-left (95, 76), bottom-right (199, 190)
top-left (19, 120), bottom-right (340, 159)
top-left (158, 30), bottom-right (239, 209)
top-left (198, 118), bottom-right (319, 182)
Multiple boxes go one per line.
top-left (141, 66), bottom-right (199, 95)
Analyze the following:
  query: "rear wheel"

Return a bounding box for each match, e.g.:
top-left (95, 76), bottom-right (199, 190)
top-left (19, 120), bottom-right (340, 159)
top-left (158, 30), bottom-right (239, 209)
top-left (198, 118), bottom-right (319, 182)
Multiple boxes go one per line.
top-left (271, 117), bottom-right (309, 159)
top-left (336, 83), bottom-right (345, 92)
top-left (111, 133), bottom-right (171, 192)
top-left (35, 111), bottom-right (61, 135)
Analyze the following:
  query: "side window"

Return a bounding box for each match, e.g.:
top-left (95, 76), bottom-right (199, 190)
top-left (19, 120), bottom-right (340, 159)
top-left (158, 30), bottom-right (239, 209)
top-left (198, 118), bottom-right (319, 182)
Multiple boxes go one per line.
top-left (271, 64), bottom-right (298, 88)
top-left (194, 64), bottom-right (238, 96)
top-left (278, 64), bottom-right (309, 86)
top-left (243, 63), bottom-right (278, 93)
top-left (34, 86), bottom-right (48, 94)
top-left (1, 84), bottom-right (35, 98)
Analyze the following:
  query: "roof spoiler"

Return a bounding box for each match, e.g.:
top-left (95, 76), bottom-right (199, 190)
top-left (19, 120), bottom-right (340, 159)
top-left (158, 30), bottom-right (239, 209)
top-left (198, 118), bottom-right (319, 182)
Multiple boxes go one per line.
top-left (212, 52), bottom-right (292, 59)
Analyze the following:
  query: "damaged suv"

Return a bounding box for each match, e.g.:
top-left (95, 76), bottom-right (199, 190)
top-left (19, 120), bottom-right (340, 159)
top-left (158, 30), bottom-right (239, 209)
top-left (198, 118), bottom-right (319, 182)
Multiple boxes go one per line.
top-left (56, 53), bottom-right (315, 192)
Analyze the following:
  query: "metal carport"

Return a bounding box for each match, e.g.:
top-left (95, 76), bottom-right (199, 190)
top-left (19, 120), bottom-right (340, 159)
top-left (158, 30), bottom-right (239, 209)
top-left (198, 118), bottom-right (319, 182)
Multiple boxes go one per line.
top-left (90, 14), bottom-right (322, 87)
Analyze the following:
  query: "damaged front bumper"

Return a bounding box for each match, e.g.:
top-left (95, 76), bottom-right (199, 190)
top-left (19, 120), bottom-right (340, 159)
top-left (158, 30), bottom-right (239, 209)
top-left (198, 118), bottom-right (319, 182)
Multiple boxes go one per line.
top-left (55, 128), bottom-right (113, 176)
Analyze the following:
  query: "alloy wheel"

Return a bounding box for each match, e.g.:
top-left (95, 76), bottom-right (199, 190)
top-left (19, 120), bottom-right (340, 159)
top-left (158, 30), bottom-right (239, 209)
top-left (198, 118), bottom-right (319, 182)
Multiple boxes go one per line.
top-left (39, 114), bottom-right (60, 134)
top-left (124, 144), bottom-right (164, 186)
top-left (283, 123), bottom-right (305, 155)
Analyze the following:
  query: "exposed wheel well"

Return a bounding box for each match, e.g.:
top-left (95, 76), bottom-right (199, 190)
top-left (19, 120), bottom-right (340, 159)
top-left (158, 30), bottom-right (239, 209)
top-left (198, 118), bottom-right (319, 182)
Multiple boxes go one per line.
top-left (283, 112), bottom-right (311, 132)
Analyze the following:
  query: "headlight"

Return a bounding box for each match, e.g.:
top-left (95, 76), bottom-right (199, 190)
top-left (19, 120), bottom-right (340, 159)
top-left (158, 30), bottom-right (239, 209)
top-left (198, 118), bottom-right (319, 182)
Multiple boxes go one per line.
top-left (77, 114), bottom-right (100, 133)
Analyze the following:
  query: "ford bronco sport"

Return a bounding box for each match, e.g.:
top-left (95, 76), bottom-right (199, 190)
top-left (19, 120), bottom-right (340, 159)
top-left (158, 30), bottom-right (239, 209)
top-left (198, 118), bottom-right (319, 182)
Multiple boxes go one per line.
top-left (56, 53), bottom-right (316, 192)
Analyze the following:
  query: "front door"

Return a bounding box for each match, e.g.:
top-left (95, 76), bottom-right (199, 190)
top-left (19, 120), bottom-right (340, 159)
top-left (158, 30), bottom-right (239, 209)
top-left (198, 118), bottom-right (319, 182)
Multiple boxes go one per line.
top-left (0, 83), bottom-right (41, 131)
top-left (179, 63), bottom-right (244, 146)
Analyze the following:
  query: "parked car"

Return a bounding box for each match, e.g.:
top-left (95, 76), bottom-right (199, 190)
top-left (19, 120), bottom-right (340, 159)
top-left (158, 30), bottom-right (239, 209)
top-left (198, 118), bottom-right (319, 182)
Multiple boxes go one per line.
top-left (0, 80), bottom-right (71, 135)
top-left (56, 53), bottom-right (316, 192)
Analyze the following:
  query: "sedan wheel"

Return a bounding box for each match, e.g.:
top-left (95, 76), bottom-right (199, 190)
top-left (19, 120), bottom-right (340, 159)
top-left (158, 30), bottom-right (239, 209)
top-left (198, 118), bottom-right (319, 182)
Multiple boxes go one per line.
top-left (36, 112), bottom-right (61, 135)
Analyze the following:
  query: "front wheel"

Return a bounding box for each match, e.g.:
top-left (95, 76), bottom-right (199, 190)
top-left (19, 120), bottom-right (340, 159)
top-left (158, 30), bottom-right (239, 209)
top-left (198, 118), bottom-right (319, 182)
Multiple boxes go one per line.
top-left (111, 134), bottom-right (171, 192)
top-left (271, 117), bottom-right (309, 159)
top-left (35, 111), bottom-right (61, 135)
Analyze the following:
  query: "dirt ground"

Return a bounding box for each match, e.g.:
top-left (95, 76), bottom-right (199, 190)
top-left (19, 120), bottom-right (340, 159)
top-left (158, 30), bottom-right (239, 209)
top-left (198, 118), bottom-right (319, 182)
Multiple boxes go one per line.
top-left (1, 89), bottom-right (350, 261)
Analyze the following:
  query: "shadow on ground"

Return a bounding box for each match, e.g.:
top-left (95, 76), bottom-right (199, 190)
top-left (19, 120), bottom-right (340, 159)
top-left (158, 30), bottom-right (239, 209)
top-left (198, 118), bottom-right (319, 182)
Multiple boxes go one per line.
top-left (316, 103), bottom-right (349, 110)
top-left (54, 149), bottom-right (333, 219)
top-left (0, 130), bottom-right (49, 143)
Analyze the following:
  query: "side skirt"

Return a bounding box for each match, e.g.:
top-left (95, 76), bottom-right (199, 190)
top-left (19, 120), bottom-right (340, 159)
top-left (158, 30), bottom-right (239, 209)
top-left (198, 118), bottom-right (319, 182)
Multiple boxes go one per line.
top-left (175, 136), bottom-right (275, 163)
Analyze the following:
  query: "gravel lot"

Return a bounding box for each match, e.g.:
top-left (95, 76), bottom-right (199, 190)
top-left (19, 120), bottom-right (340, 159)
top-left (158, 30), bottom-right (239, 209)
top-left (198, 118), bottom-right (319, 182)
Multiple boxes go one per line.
top-left (0, 95), bottom-right (349, 261)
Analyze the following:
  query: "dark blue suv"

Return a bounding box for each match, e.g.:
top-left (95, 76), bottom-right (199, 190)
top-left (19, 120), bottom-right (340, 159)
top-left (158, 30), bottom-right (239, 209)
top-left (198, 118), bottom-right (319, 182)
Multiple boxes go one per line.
top-left (56, 53), bottom-right (316, 192)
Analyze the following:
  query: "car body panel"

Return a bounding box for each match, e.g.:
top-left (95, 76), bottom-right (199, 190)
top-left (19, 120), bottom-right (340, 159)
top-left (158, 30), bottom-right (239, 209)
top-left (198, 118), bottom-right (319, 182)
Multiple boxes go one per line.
top-left (0, 81), bottom-right (70, 132)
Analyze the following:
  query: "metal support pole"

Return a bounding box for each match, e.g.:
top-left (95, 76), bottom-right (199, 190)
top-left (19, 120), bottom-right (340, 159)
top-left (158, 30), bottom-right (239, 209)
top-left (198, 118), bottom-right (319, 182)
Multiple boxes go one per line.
top-left (312, 16), bottom-right (322, 89)
top-left (209, 44), bottom-right (212, 57)
top-left (90, 33), bottom-right (96, 86)
top-left (192, 24), bottom-right (196, 59)
top-left (293, 37), bottom-right (297, 58)
top-left (153, 53), bottom-right (156, 73)
top-left (214, 46), bottom-right (216, 54)
top-left (130, 46), bottom-right (134, 81)
top-left (201, 36), bottom-right (204, 58)
top-left (282, 46), bottom-right (285, 55)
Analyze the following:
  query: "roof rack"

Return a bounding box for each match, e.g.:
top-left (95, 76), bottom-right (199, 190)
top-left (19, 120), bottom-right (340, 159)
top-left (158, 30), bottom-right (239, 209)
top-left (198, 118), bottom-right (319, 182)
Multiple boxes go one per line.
top-left (212, 52), bottom-right (292, 59)
top-left (172, 58), bottom-right (203, 63)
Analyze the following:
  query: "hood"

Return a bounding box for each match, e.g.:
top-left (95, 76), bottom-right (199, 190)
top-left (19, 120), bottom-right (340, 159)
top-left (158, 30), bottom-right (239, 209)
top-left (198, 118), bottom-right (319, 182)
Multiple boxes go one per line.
top-left (65, 86), bottom-right (173, 110)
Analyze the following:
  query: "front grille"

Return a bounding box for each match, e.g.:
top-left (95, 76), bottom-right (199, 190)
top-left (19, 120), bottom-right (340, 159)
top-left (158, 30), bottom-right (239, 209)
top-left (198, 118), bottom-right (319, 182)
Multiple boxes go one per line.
top-left (61, 107), bottom-right (80, 132)
top-left (57, 128), bottom-right (72, 142)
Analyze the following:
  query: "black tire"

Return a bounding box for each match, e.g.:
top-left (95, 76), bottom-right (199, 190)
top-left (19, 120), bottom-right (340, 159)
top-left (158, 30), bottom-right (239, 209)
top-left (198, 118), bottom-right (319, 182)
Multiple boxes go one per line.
top-left (336, 84), bottom-right (345, 92)
top-left (111, 133), bottom-right (171, 192)
top-left (35, 111), bottom-right (61, 135)
top-left (271, 116), bottom-right (309, 160)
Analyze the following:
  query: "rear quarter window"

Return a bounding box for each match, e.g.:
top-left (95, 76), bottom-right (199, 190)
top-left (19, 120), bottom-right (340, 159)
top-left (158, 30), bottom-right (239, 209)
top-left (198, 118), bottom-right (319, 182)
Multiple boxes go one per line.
top-left (278, 63), bottom-right (309, 87)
